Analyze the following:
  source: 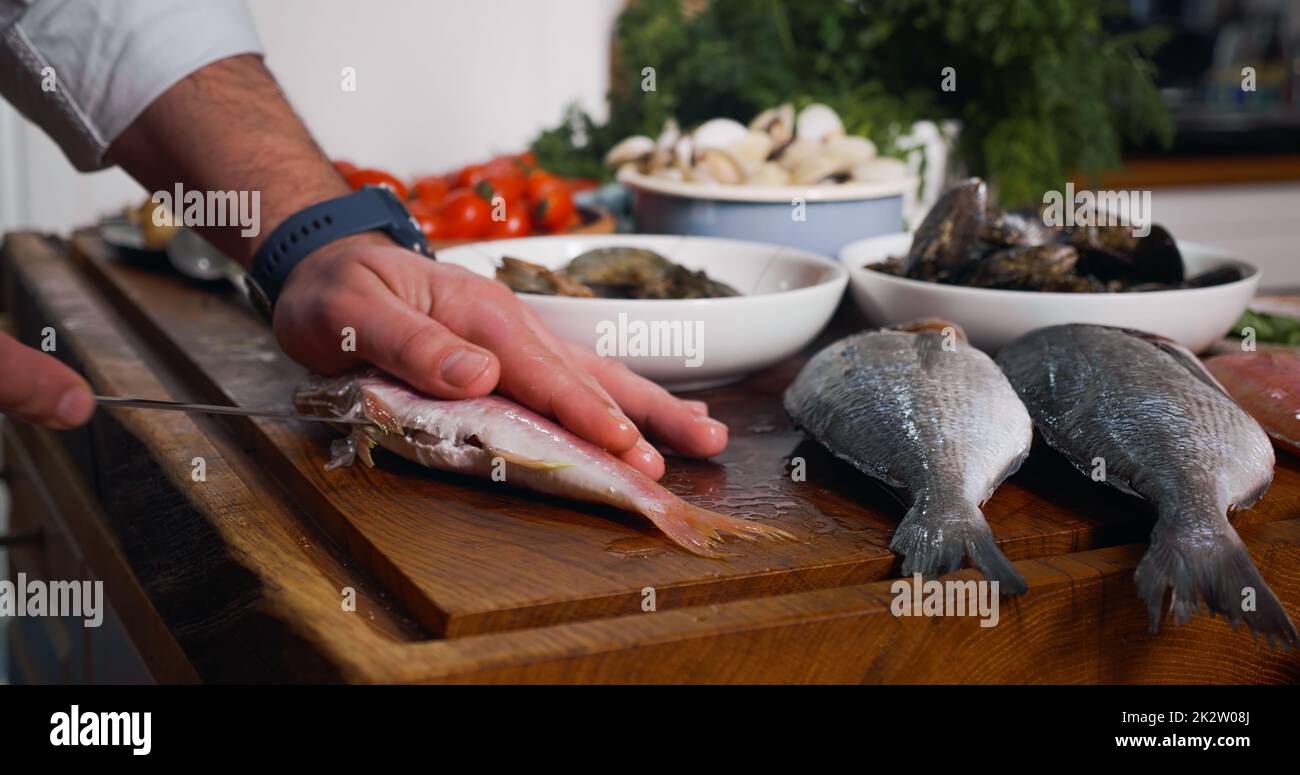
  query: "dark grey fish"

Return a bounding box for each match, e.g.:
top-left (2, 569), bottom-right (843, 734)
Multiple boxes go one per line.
top-left (784, 323), bottom-right (1032, 593)
top-left (997, 324), bottom-right (1295, 646)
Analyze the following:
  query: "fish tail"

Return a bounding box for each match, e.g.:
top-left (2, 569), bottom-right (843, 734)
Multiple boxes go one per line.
top-left (1136, 522), bottom-right (1298, 648)
top-left (647, 499), bottom-right (796, 559)
top-left (891, 499), bottom-right (1026, 595)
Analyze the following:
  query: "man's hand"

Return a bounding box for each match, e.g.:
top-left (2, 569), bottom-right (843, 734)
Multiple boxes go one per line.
top-left (0, 333), bottom-right (95, 429)
top-left (273, 234), bottom-right (728, 480)
top-left (107, 55), bottom-right (727, 479)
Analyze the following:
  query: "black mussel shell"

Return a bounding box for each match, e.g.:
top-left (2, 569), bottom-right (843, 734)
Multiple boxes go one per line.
top-left (1129, 224), bottom-right (1184, 284)
top-left (1074, 224), bottom-right (1184, 285)
top-left (1184, 264), bottom-right (1246, 288)
top-left (903, 178), bottom-right (987, 281)
top-left (980, 207), bottom-right (1062, 248)
top-left (1074, 245), bottom-right (1136, 283)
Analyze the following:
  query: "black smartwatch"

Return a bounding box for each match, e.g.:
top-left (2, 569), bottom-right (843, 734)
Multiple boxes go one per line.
top-left (245, 185), bottom-right (431, 321)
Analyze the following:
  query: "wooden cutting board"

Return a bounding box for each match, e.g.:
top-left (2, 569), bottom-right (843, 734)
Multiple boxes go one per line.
top-left (5, 231), bottom-right (1298, 683)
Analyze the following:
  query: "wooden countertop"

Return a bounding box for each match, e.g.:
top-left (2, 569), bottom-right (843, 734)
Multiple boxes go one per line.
top-left (3, 231), bottom-right (1299, 683)
top-left (1078, 154), bottom-right (1300, 189)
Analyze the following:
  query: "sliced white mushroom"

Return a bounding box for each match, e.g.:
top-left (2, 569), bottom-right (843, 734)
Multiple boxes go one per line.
top-left (684, 163), bottom-right (714, 184)
top-left (746, 162), bottom-right (792, 186)
top-left (749, 103), bottom-right (795, 148)
top-left (824, 135), bottom-right (877, 165)
top-left (651, 119), bottom-right (681, 171)
top-left (692, 118), bottom-right (749, 152)
top-left (726, 130), bottom-right (774, 174)
top-left (790, 154), bottom-right (853, 186)
top-left (673, 135), bottom-right (695, 172)
top-left (604, 135), bottom-right (655, 167)
top-left (651, 166), bottom-right (685, 181)
top-left (775, 137), bottom-right (821, 170)
top-left (850, 157), bottom-right (908, 182)
top-left (795, 103), bottom-right (845, 143)
top-left (694, 148), bottom-right (745, 184)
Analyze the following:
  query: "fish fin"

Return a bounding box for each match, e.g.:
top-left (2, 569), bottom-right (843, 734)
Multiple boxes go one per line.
top-left (891, 499), bottom-right (1027, 596)
top-left (646, 499), bottom-right (797, 559)
top-left (361, 391), bottom-right (405, 434)
top-left (486, 447), bottom-right (576, 471)
top-left (1232, 476), bottom-right (1272, 513)
top-left (1136, 521), bottom-right (1297, 649)
top-left (356, 431), bottom-right (378, 468)
top-left (913, 331), bottom-right (954, 371)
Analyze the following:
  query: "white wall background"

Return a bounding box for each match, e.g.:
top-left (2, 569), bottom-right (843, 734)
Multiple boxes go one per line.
top-left (0, 0), bottom-right (624, 233)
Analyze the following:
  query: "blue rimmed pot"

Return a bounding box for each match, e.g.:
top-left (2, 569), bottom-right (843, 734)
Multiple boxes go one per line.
top-left (619, 168), bottom-right (917, 259)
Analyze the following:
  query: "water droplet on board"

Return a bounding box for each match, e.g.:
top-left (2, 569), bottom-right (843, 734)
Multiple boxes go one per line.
top-left (605, 536), bottom-right (669, 558)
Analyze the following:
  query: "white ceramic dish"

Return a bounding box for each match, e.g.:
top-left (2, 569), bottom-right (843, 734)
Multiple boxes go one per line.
top-left (437, 234), bottom-right (847, 391)
top-left (840, 232), bottom-right (1260, 354)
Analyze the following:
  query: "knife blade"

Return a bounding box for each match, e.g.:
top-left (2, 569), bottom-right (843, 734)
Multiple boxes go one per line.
top-left (94, 396), bottom-right (372, 425)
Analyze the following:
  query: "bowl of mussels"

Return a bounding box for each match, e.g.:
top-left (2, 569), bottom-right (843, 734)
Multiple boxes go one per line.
top-left (840, 178), bottom-right (1260, 353)
top-left (436, 233), bottom-right (848, 391)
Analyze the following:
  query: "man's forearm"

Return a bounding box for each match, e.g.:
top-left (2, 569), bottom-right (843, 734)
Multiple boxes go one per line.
top-left (108, 54), bottom-right (349, 268)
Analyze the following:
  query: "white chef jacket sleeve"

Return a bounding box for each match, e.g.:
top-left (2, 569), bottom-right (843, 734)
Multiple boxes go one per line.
top-left (0, 0), bottom-right (264, 171)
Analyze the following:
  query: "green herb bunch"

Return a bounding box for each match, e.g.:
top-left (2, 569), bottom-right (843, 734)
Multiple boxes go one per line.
top-left (531, 0), bottom-right (1172, 205)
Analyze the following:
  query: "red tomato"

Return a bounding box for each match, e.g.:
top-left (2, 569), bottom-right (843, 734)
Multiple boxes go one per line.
top-left (485, 204), bottom-right (533, 238)
top-left (345, 168), bottom-right (408, 200)
top-left (533, 185), bottom-right (576, 232)
top-left (526, 171), bottom-right (561, 202)
top-left (411, 175), bottom-right (451, 205)
top-left (553, 211), bottom-right (582, 234)
top-left (492, 156), bottom-right (526, 173)
top-left (402, 199), bottom-right (446, 239)
top-left (439, 188), bottom-right (492, 239)
top-left (455, 163), bottom-right (490, 190)
top-left (416, 211), bottom-right (449, 240)
top-left (476, 174), bottom-right (526, 206)
top-left (334, 160), bottom-right (358, 177)
top-left (517, 151), bottom-right (537, 169)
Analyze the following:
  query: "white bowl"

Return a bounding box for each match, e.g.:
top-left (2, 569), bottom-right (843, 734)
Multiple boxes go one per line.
top-left (437, 234), bottom-right (848, 391)
top-left (840, 232), bottom-right (1260, 354)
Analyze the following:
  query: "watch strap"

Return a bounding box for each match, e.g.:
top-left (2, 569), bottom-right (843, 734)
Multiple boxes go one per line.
top-left (247, 186), bottom-right (429, 312)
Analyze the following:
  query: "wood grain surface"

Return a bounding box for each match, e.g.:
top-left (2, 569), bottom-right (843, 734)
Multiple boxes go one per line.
top-left (3, 230), bottom-right (1297, 683)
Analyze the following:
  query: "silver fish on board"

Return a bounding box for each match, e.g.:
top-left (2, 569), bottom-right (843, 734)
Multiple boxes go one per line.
top-left (784, 321), bottom-right (1031, 593)
top-left (997, 324), bottom-right (1295, 646)
top-left (294, 371), bottom-right (793, 558)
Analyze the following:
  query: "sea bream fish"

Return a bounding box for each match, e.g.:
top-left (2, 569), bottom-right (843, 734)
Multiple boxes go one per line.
top-left (997, 324), bottom-right (1296, 646)
top-left (783, 321), bottom-right (1032, 594)
top-left (294, 371), bottom-right (792, 557)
